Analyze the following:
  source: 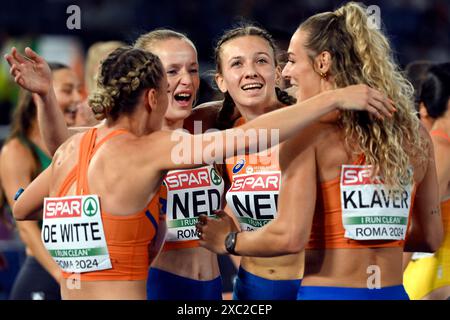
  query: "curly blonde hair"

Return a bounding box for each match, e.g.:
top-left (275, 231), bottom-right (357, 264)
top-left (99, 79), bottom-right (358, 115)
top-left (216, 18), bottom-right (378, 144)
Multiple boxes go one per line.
top-left (300, 2), bottom-right (427, 188)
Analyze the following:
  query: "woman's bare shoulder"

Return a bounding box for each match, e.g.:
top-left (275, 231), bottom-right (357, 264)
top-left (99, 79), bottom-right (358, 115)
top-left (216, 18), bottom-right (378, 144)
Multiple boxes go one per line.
top-left (0, 138), bottom-right (36, 172)
top-left (52, 132), bottom-right (84, 162)
top-left (281, 121), bottom-right (331, 155)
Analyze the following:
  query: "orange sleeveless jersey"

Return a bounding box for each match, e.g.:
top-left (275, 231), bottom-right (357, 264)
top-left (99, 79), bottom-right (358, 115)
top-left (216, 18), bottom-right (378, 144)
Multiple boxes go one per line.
top-left (59, 128), bottom-right (162, 281)
top-left (307, 156), bottom-right (416, 249)
top-left (225, 117), bottom-right (281, 231)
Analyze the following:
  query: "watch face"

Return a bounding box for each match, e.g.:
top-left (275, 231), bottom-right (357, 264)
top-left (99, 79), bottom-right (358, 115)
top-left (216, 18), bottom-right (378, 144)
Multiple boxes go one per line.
top-left (225, 232), bottom-right (235, 251)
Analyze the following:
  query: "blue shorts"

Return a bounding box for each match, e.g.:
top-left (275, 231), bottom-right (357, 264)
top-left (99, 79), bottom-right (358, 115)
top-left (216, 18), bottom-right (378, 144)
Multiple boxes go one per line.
top-left (233, 266), bottom-right (301, 300)
top-left (297, 285), bottom-right (410, 300)
top-left (147, 267), bottom-right (222, 300)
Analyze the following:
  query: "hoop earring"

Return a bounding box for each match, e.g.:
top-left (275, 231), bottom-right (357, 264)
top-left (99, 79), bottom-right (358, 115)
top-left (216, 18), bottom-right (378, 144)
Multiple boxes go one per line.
top-left (320, 71), bottom-right (328, 79)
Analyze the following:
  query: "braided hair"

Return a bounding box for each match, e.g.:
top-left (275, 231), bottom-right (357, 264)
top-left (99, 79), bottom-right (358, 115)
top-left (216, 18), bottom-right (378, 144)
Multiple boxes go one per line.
top-left (89, 46), bottom-right (165, 121)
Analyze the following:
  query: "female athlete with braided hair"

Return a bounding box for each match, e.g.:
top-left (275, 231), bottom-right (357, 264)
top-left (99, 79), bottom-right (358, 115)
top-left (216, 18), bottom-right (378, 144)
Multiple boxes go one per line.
top-left (7, 30), bottom-right (225, 300)
top-left (134, 30), bottom-right (226, 300)
top-left (7, 42), bottom-right (391, 299)
top-left (198, 2), bottom-right (443, 300)
top-left (7, 29), bottom-right (226, 300)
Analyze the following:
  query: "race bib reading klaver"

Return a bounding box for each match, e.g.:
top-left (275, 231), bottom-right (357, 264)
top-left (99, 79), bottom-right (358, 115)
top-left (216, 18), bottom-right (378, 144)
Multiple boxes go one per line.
top-left (340, 165), bottom-right (412, 241)
top-left (42, 195), bottom-right (112, 273)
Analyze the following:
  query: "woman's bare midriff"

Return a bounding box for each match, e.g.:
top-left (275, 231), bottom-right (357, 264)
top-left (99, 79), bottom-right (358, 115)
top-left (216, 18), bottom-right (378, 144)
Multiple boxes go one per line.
top-left (152, 247), bottom-right (220, 280)
top-left (302, 247), bottom-right (403, 288)
top-left (61, 279), bottom-right (146, 300)
top-left (240, 251), bottom-right (305, 280)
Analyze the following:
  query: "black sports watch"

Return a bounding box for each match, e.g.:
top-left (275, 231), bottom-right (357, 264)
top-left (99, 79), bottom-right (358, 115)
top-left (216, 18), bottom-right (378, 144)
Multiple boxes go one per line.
top-left (225, 232), bottom-right (240, 255)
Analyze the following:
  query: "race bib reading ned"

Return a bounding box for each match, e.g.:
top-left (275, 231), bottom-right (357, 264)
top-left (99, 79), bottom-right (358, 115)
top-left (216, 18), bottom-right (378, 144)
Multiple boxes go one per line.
top-left (164, 166), bottom-right (224, 242)
top-left (226, 172), bottom-right (280, 231)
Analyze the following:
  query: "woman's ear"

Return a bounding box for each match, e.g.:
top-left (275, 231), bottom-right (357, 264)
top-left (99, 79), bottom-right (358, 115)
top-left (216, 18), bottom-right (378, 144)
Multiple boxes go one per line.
top-left (419, 102), bottom-right (429, 119)
top-left (314, 51), bottom-right (332, 75)
top-left (145, 88), bottom-right (158, 113)
top-left (275, 65), bottom-right (283, 86)
top-left (215, 73), bottom-right (227, 93)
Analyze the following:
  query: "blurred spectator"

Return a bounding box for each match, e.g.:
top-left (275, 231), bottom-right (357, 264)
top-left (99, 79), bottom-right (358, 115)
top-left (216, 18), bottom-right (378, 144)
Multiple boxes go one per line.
top-left (419, 62), bottom-right (450, 131)
top-left (405, 60), bottom-right (433, 113)
top-left (75, 41), bottom-right (125, 126)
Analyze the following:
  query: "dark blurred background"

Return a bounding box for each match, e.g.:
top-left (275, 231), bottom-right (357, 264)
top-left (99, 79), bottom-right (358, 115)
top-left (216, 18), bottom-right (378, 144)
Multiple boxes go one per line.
top-left (1, 0), bottom-right (449, 62)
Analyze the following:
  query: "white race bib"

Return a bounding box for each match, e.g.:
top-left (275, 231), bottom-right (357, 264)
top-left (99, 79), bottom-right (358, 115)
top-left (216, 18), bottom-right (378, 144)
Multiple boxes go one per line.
top-left (340, 165), bottom-right (412, 241)
top-left (226, 172), bottom-right (280, 231)
top-left (164, 166), bottom-right (224, 242)
top-left (42, 195), bottom-right (112, 273)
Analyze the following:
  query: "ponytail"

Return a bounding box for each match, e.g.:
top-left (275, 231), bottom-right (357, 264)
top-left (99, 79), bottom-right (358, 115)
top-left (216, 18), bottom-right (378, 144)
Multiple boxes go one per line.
top-left (216, 92), bottom-right (238, 130)
top-left (275, 87), bottom-right (296, 106)
top-left (299, 2), bottom-right (426, 189)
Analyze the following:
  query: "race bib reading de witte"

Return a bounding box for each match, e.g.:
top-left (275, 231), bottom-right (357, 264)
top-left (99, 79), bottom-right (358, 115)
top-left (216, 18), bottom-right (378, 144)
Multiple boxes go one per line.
top-left (164, 166), bottom-right (224, 242)
top-left (340, 165), bottom-right (412, 241)
top-left (42, 195), bottom-right (112, 273)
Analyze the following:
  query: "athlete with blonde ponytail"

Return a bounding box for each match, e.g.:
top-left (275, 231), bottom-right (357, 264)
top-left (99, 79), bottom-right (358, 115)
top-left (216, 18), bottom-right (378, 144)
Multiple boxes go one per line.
top-left (198, 2), bottom-right (443, 300)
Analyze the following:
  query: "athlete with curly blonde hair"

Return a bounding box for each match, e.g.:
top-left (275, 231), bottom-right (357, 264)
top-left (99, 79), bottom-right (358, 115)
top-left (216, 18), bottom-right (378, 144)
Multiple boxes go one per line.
top-left (198, 2), bottom-right (443, 300)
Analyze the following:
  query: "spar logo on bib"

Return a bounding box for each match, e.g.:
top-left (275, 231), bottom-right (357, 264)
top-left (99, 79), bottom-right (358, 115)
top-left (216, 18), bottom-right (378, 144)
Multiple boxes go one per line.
top-left (210, 168), bottom-right (222, 186)
top-left (342, 166), bottom-right (382, 186)
top-left (45, 197), bottom-right (83, 219)
top-left (45, 196), bottom-right (99, 219)
top-left (83, 197), bottom-right (99, 217)
top-left (229, 172), bottom-right (280, 192)
top-left (164, 168), bottom-right (210, 191)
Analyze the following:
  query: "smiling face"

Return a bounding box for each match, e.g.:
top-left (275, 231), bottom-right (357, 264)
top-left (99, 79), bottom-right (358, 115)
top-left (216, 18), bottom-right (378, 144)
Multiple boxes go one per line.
top-left (148, 38), bottom-right (200, 123)
top-left (282, 30), bottom-right (323, 102)
top-left (52, 68), bottom-right (82, 127)
top-left (215, 35), bottom-right (280, 113)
